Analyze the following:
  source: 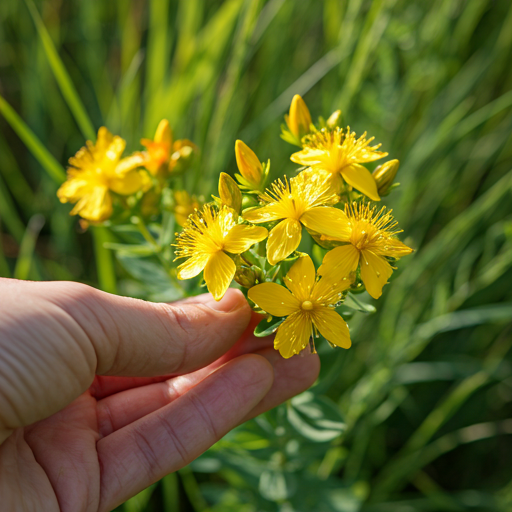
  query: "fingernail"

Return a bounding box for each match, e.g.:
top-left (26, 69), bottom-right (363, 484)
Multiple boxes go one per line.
top-left (204, 289), bottom-right (247, 313)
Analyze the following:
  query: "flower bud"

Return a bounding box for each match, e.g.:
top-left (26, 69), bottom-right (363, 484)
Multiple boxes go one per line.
top-left (326, 109), bottom-right (342, 129)
top-left (235, 140), bottom-right (263, 189)
top-left (286, 94), bottom-right (312, 139)
top-left (372, 159), bottom-right (399, 196)
top-left (154, 119), bottom-right (173, 146)
top-left (219, 172), bottom-right (242, 214)
top-left (234, 266), bottom-right (257, 288)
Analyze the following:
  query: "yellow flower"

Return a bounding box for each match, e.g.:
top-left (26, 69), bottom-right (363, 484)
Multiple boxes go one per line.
top-left (57, 127), bottom-right (148, 222)
top-left (318, 202), bottom-right (413, 299)
top-left (285, 94), bottom-right (312, 140)
top-left (141, 119), bottom-right (197, 176)
top-left (174, 205), bottom-right (268, 301)
top-left (235, 140), bottom-right (268, 192)
top-left (290, 127), bottom-right (387, 201)
top-left (173, 191), bottom-right (203, 227)
top-left (243, 171), bottom-right (350, 265)
top-left (248, 254), bottom-right (351, 358)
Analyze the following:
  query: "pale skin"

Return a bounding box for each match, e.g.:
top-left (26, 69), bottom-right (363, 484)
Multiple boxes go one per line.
top-left (0, 279), bottom-right (320, 512)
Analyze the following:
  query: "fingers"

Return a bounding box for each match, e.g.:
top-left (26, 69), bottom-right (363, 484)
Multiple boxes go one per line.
top-left (41, 283), bottom-right (252, 377)
top-left (97, 354), bottom-right (274, 511)
top-left (95, 339), bottom-right (319, 438)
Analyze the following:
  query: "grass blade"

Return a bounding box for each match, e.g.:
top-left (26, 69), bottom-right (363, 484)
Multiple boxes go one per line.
top-left (0, 94), bottom-right (66, 183)
top-left (23, 0), bottom-right (96, 141)
top-left (13, 214), bottom-right (45, 280)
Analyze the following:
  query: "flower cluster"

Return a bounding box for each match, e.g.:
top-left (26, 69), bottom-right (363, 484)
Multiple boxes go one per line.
top-left (58, 94), bottom-right (412, 359)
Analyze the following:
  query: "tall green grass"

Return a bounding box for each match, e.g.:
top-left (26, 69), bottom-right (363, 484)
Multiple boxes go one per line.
top-left (1, 0), bottom-right (512, 510)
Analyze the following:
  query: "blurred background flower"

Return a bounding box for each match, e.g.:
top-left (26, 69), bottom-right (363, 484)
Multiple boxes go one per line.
top-left (1, 0), bottom-right (512, 510)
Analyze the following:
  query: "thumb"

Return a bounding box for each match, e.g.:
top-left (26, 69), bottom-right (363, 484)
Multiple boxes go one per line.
top-left (37, 281), bottom-right (253, 377)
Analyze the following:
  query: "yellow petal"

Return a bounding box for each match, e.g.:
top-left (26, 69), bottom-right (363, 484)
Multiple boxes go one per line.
top-left (287, 94), bottom-right (312, 139)
top-left (248, 282), bottom-right (300, 317)
top-left (115, 153), bottom-right (145, 175)
top-left (374, 238), bottom-right (413, 259)
top-left (154, 119), bottom-right (173, 146)
top-left (301, 206), bottom-right (351, 240)
top-left (360, 249), bottom-right (393, 299)
top-left (223, 224), bottom-right (268, 254)
top-left (71, 186), bottom-right (112, 222)
top-left (177, 253), bottom-right (210, 280)
top-left (243, 203), bottom-right (287, 223)
top-left (57, 178), bottom-right (89, 203)
top-left (204, 251), bottom-right (236, 301)
top-left (235, 140), bottom-right (262, 186)
top-left (105, 135), bottom-right (126, 164)
top-left (267, 218), bottom-right (302, 265)
top-left (312, 308), bottom-right (351, 349)
top-left (283, 254), bottom-right (316, 302)
top-left (311, 273), bottom-right (352, 305)
top-left (95, 127), bottom-right (114, 153)
top-left (318, 244), bottom-right (360, 278)
top-left (341, 163), bottom-right (380, 201)
top-left (274, 311), bottom-right (312, 358)
top-left (110, 169), bottom-right (150, 195)
top-left (290, 147), bottom-right (325, 167)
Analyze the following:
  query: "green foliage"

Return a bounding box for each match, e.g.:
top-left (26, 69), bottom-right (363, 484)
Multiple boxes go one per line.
top-left (1, 0), bottom-right (512, 510)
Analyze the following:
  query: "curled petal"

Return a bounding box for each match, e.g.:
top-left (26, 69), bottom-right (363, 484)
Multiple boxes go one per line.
top-left (223, 224), bottom-right (268, 254)
top-left (204, 251), bottom-right (236, 301)
top-left (274, 311), bottom-right (312, 359)
top-left (284, 254), bottom-right (316, 302)
top-left (312, 309), bottom-right (351, 349)
top-left (360, 250), bottom-right (393, 299)
top-left (267, 218), bottom-right (302, 265)
top-left (177, 253), bottom-right (210, 280)
top-left (248, 283), bottom-right (300, 317)
top-left (301, 206), bottom-right (351, 240)
top-left (341, 163), bottom-right (380, 201)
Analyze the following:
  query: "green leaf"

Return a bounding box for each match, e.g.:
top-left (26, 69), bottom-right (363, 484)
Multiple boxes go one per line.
top-left (287, 391), bottom-right (346, 442)
top-left (254, 315), bottom-right (285, 337)
top-left (116, 253), bottom-right (183, 302)
top-left (342, 293), bottom-right (376, 313)
top-left (104, 242), bottom-right (157, 257)
top-left (259, 468), bottom-right (297, 501)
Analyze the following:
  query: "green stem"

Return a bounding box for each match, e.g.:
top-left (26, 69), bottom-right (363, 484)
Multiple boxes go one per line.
top-left (92, 226), bottom-right (117, 294)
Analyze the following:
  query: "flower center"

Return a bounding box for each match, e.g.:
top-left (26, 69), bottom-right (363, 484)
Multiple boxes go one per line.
top-left (301, 300), bottom-right (314, 311)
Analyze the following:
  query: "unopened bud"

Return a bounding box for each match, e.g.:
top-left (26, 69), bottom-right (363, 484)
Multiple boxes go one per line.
top-left (235, 140), bottom-right (263, 189)
top-left (326, 109), bottom-right (342, 129)
top-left (373, 159), bottom-right (399, 196)
top-left (286, 94), bottom-right (312, 139)
top-left (154, 119), bottom-right (173, 145)
top-left (219, 172), bottom-right (242, 214)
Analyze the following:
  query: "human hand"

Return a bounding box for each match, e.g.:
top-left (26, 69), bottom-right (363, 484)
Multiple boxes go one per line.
top-left (0, 278), bottom-right (319, 511)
